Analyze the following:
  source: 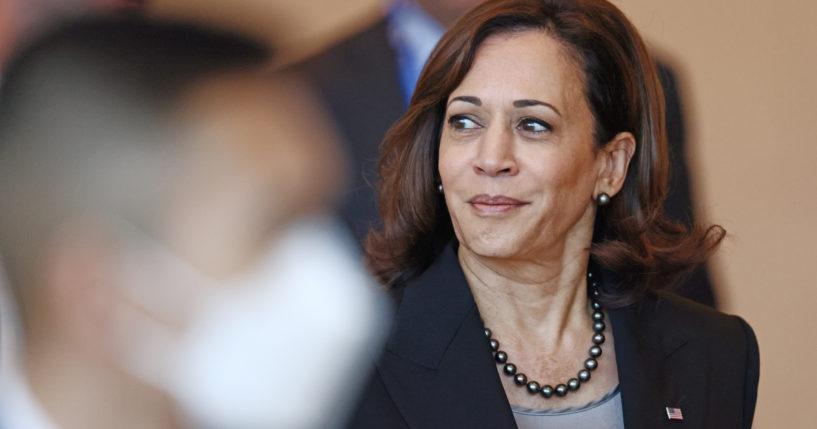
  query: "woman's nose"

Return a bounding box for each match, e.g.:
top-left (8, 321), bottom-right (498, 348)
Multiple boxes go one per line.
top-left (473, 125), bottom-right (518, 177)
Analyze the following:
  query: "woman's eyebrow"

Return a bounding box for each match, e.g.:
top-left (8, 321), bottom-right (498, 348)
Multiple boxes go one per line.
top-left (513, 99), bottom-right (561, 116)
top-left (448, 96), bottom-right (481, 107)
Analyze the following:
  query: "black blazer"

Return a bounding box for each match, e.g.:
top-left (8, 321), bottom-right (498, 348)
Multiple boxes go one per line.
top-left (347, 244), bottom-right (759, 428)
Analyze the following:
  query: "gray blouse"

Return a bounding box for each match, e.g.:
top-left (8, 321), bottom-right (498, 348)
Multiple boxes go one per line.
top-left (511, 385), bottom-right (625, 429)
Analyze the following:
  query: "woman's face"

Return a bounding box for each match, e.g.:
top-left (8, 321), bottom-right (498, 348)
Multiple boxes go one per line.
top-left (438, 29), bottom-right (605, 261)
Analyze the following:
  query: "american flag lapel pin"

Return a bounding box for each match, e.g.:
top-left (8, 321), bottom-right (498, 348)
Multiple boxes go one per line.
top-left (665, 407), bottom-right (684, 421)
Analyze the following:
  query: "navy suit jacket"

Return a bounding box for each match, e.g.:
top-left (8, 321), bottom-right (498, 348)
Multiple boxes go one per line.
top-left (295, 20), bottom-right (404, 242)
top-left (346, 244), bottom-right (759, 428)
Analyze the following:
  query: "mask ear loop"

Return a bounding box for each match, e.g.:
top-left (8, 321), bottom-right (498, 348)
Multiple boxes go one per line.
top-left (102, 214), bottom-right (220, 391)
top-left (107, 215), bottom-right (217, 323)
top-left (107, 295), bottom-right (184, 391)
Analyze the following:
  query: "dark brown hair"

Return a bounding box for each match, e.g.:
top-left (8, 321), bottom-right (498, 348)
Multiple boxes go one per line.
top-left (366, 0), bottom-right (724, 306)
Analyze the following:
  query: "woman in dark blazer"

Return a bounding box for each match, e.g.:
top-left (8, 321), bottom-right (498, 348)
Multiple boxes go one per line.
top-left (349, 0), bottom-right (759, 428)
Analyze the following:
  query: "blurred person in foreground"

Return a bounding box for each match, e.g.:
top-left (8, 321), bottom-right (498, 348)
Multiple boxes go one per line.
top-left (346, 0), bottom-right (758, 428)
top-left (298, 0), bottom-right (718, 307)
top-left (0, 16), bottom-right (386, 429)
top-left (0, 0), bottom-right (145, 379)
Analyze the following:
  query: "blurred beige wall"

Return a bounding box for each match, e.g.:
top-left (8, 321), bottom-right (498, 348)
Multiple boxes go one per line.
top-left (149, 1), bottom-right (817, 427)
top-left (613, 2), bottom-right (817, 428)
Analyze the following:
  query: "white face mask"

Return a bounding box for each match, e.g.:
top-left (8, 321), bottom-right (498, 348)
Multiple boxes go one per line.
top-left (109, 217), bottom-right (390, 429)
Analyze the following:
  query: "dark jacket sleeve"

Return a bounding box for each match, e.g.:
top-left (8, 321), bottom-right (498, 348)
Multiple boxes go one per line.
top-left (739, 317), bottom-right (760, 429)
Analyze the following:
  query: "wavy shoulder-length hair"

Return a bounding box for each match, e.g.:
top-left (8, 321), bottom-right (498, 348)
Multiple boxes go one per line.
top-left (366, 0), bottom-right (724, 306)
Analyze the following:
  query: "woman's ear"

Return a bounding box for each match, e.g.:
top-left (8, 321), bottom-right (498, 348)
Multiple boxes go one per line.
top-left (595, 131), bottom-right (636, 198)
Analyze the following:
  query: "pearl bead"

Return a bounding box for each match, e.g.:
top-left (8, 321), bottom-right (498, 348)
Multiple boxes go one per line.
top-left (587, 272), bottom-right (594, 279)
top-left (592, 333), bottom-right (605, 345)
top-left (526, 381), bottom-right (541, 394)
top-left (585, 358), bottom-right (598, 371)
top-left (484, 328), bottom-right (491, 338)
top-left (593, 321), bottom-right (605, 332)
top-left (514, 373), bottom-right (528, 386)
top-left (592, 312), bottom-right (604, 322)
top-left (489, 339), bottom-right (499, 351)
top-left (503, 363), bottom-right (516, 375)
top-left (589, 345), bottom-right (602, 358)
top-left (567, 378), bottom-right (580, 391)
top-left (495, 351), bottom-right (507, 363)
top-left (578, 369), bottom-right (591, 382)
top-left (592, 301), bottom-right (602, 311)
top-left (541, 385), bottom-right (554, 398)
top-left (591, 289), bottom-right (601, 298)
top-left (555, 384), bottom-right (568, 397)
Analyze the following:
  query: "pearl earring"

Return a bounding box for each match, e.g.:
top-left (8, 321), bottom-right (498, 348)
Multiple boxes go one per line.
top-left (437, 184), bottom-right (444, 193)
top-left (597, 193), bottom-right (610, 206)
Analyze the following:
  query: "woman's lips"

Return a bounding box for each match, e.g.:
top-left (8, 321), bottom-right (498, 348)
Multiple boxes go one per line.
top-left (467, 194), bottom-right (529, 214)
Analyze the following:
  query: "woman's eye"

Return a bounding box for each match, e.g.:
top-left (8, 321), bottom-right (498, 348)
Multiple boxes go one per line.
top-left (518, 118), bottom-right (552, 133)
top-left (448, 115), bottom-right (480, 130)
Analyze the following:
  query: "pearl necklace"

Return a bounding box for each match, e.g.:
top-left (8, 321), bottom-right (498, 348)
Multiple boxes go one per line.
top-left (484, 271), bottom-right (605, 399)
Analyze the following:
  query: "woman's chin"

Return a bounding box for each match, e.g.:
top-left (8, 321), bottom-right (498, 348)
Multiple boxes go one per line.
top-left (458, 234), bottom-right (527, 261)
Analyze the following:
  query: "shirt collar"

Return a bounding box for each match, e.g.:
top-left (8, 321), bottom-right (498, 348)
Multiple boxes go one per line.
top-left (386, 0), bottom-right (445, 104)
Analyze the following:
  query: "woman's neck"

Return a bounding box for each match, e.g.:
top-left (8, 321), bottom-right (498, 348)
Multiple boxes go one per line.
top-left (458, 244), bottom-right (592, 347)
top-left (455, 222), bottom-right (620, 409)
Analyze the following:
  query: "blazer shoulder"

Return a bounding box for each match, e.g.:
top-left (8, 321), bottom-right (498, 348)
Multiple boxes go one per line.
top-left (642, 290), bottom-right (756, 344)
top-left (385, 282), bottom-right (408, 309)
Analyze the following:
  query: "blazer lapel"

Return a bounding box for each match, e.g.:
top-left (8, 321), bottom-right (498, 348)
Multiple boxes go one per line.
top-left (610, 297), bottom-right (695, 428)
top-left (377, 245), bottom-right (517, 428)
